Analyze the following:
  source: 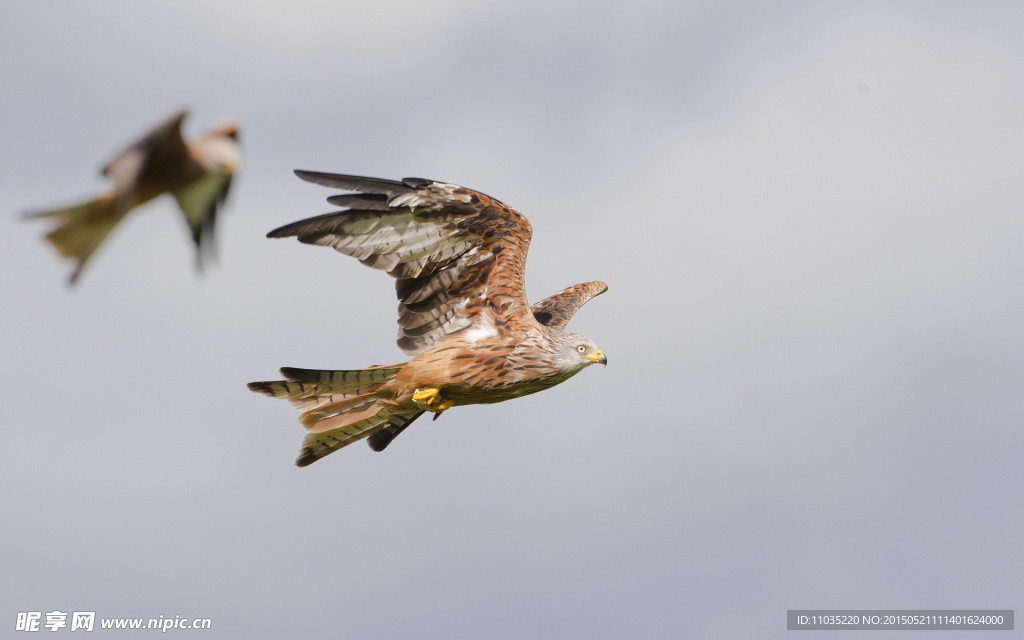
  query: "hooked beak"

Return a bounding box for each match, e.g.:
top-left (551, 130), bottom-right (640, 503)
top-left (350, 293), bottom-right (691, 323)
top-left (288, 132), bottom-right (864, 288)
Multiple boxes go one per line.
top-left (582, 349), bottom-right (607, 366)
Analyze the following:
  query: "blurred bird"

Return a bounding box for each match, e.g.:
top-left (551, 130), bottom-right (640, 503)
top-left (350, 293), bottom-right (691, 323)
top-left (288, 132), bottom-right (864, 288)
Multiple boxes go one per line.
top-left (25, 109), bottom-right (241, 284)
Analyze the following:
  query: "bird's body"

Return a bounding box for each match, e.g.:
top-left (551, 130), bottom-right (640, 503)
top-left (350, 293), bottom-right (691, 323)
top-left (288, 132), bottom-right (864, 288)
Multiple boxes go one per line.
top-left (383, 327), bottom-right (588, 408)
top-left (249, 171), bottom-right (606, 466)
top-left (26, 109), bottom-right (240, 283)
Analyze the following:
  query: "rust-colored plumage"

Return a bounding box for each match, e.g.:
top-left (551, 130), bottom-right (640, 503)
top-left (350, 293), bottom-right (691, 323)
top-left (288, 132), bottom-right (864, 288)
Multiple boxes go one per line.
top-left (249, 172), bottom-right (607, 466)
top-left (25, 109), bottom-right (241, 283)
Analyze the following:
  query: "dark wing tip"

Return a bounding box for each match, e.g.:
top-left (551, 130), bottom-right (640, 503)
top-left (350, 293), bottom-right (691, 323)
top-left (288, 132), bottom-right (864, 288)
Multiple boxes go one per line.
top-left (266, 220), bottom-right (304, 238)
top-left (159, 108), bottom-right (190, 131)
top-left (293, 170), bottom-right (411, 194)
top-left (325, 193), bottom-right (390, 209)
top-left (265, 210), bottom-right (353, 240)
top-left (401, 177), bottom-right (434, 188)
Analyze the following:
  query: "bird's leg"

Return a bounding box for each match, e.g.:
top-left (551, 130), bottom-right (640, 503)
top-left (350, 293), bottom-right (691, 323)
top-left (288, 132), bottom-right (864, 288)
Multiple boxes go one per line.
top-left (412, 387), bottom-right (454, 413)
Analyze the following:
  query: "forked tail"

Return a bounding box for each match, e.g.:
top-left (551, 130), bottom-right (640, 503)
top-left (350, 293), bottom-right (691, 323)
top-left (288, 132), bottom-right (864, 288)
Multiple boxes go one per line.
top-left (24, 193), bottom-right (120, 284)
top-left (248, 365), bottom-right (423, 466)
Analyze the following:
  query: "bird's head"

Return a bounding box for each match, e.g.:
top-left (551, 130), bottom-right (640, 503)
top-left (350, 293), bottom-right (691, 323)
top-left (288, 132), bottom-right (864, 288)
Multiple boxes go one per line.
top-left (205, 117), bottom-right (240, 143)
top-left (553, 332), bottom-right (607, 372)
top-left (195, 118), bottom-right (242, 174)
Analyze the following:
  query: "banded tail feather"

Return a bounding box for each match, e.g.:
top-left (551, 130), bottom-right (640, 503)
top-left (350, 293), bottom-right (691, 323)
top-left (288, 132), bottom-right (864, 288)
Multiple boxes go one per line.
top-left (248, 364), bottom-right (423, 465)
top-left (366, 412), bottom-right (425, 452)
top-left (247, 365), bottom-right (401, 410)
top-left (298, 410), bottom-right (426, 466)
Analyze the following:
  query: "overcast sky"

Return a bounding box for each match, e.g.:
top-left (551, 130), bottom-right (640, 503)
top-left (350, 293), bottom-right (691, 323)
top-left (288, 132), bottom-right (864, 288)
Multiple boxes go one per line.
top-left (2, 1), bottom-right (1022, 638)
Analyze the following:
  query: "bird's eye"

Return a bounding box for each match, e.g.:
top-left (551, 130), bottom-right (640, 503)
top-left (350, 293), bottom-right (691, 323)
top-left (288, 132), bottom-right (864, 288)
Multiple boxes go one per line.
top-left (577, 345), bottom-right (587, 353)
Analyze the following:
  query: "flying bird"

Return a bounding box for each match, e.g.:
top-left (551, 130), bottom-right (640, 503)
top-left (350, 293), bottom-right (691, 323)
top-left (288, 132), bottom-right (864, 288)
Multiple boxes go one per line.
top-left (249, 171), bottom-right (608, 466)
top-left (26, 109), bottom-right (240, 283)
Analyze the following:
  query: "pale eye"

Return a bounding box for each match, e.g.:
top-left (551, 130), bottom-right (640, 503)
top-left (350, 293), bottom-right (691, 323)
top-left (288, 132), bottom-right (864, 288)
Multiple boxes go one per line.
top-left (577, 345), bottom-right (587, 353)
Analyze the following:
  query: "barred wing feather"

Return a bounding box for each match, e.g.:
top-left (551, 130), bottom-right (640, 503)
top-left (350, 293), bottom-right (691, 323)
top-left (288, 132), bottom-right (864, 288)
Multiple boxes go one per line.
top-left (268, 171), bottom-right (534, 355)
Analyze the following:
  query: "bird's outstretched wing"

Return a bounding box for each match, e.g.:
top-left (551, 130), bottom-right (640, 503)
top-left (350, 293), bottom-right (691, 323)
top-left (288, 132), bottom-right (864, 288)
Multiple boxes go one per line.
top-left (268, 171), bottom-right (535, 355)
top-left (531, 281), bottom-right (609, 331)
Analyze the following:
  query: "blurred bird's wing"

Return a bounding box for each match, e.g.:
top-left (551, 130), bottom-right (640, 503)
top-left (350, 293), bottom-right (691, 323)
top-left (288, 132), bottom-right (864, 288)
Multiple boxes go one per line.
top-left (173, 173), bottom-right (232, 267)
top-left (172, 122), bottom-right (239, 269)
top-left (101, 109), bottom-right (195, 215)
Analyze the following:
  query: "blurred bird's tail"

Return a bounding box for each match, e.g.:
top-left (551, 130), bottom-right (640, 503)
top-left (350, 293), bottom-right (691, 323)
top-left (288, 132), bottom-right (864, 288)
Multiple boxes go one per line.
top-left (25, 193), bottom-right (120, 284)
top-left (248, 365), bottom-right (424, 466)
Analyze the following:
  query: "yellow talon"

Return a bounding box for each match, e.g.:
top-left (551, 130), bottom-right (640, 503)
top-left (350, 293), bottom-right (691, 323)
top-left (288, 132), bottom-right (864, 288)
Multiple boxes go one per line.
top-left (413, 387), bottom-right (438, 403)
top-left (413, 387), bottom-right (451, 412)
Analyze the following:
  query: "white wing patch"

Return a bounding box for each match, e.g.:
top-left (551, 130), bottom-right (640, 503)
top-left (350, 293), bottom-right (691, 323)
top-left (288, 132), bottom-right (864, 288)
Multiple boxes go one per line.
top-left (463, 309), bottom-right (499, 344)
